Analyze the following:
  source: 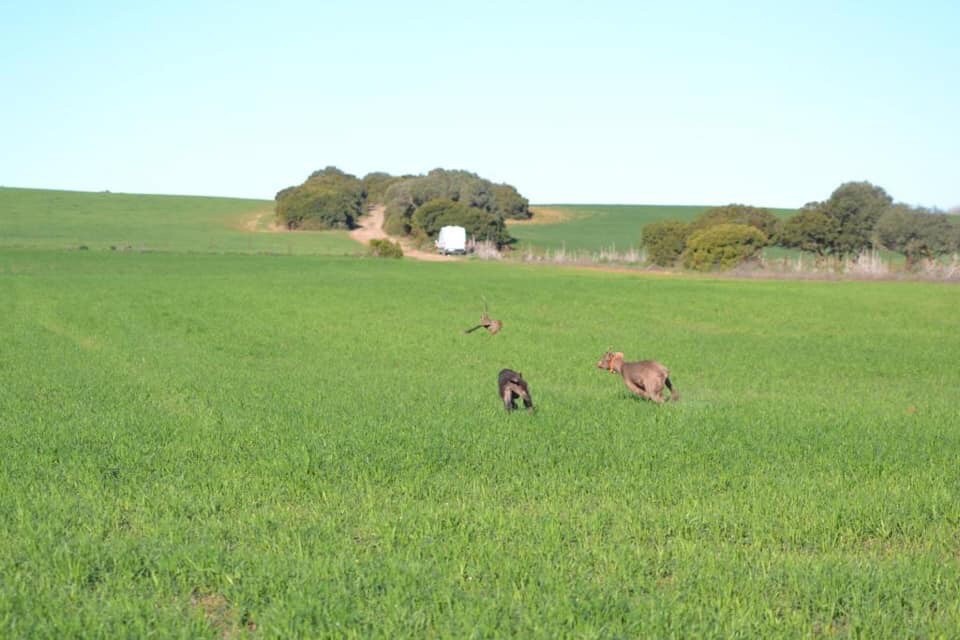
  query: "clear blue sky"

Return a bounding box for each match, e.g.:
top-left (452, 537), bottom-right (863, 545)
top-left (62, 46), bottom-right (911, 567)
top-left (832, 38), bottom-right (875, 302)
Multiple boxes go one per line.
top-left (2, 0), bottom-right (957, 208)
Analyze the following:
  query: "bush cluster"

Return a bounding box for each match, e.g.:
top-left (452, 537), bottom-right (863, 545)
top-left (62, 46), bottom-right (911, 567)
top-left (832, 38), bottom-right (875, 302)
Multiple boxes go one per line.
top-left (383, 168), bottom-right (527, 246)
top-left (641, 204), bottom-right (777, 270)
top-left (778, 181), bottom-right (960, 266)
top-left (641, 182), bottom-right (960, 271)
top-left (368, 238), bottom-right (403, 258)
top-left (410, 199), bottom-right (508, 245)
top-left (874, 204), bottom-right (956, 267)
top-left (275, 167), bottom-right (528, 248)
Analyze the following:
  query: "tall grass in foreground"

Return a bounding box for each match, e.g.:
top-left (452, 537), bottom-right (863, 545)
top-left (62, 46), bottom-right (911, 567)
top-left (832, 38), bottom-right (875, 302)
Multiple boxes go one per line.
top-left (2, 250), bottom-right (959, 637)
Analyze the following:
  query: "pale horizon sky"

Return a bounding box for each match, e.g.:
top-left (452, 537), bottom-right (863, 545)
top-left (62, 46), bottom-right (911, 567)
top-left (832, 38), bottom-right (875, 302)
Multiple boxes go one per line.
top-left (1, 1), bottom-right (957, 209)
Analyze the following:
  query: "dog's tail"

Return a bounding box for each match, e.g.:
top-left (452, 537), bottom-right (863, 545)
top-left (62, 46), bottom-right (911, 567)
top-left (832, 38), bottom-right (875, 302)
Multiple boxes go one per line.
top-left (665, 376), bottom-right (680, 402)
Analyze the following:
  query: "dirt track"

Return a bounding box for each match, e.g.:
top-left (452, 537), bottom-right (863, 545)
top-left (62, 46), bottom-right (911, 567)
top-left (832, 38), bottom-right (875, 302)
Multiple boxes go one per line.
top-left (349, 205), bottom-right (457, 262)
top-left (241, 206), bottom-right (457, 261)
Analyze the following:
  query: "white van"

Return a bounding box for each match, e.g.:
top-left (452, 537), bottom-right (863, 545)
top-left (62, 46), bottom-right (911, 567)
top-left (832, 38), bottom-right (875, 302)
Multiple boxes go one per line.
top-left (435, 225), bottom-right (467, 255)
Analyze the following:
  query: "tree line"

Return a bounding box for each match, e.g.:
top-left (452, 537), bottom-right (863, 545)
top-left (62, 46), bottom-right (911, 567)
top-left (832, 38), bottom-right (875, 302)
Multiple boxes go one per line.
top-left (274, 167), bottom-right (531, 246)
top-left (642, 182), bottom-right (960, 270)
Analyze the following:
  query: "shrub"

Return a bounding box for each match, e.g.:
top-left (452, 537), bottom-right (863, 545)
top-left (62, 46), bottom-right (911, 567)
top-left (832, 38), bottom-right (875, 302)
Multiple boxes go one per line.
top-left (410, 198), bottom-right (509, 246)
top-left (362, 172), bottom-right (402, 205)
top-left (807, 181), bottom-right (893, 257)
top-left (381, 168), bottom-right (526, 243)
top-left (368, 238), bottom-right (403, 258)
top-left (490, 184), bottom-right (531, 220)
top-left (875, 205), bottom-right (953, 268)
top-left (455, 207), bottom-right (510, 246)
top-left (275, 167), bottom-right (364, 230)
top-left (412, 199), bottom-right (470, 237)
top-left (383, 210), bottom-right (410, 236)
top-left (689, 204), bottom-right (780, 241)
top-left (641, 220), bottom-right (692, 266)
top-left (778, 206), bottom-right (837, 257)
top-left (683, 223), bottom-right (767, 271)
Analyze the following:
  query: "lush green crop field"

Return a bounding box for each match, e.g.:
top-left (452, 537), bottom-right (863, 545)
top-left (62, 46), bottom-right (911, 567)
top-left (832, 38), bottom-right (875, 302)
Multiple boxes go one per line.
top-left (0, 187), bottom-right (360, 255)
top-left (3, 247), bottom-right (959, 637)
top-left (510, 204), bottom-right (797, 252)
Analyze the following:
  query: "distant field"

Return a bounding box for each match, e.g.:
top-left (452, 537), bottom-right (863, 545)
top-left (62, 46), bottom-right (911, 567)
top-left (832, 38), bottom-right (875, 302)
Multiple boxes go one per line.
top-left (510, 204), bottom-right (797, 252)
top-left (0, 187), bottom-right (361, 255)
top-left (2, 249), bottom-right (959, 637)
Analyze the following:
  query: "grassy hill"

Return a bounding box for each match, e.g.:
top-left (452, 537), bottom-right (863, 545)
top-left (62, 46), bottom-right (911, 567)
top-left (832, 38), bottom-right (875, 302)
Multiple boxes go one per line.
top-left (509, 204), bottom-right (797, 252)
top-left (0, 187), bottom-right (361, 255)
top-left (0, 188), bottom-right (803, 257)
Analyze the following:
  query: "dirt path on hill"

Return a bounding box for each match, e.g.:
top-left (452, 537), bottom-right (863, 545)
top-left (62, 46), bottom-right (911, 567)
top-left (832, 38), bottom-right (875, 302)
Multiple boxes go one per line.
top-left (240, 205), bottom-right (456, 261)
top-left (349, 205), bottom-right (457, 262)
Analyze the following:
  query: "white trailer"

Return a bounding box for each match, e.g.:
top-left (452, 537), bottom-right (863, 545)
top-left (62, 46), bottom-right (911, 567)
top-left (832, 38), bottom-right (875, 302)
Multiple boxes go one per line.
top-left (435, 225), bottom-right (467, 255)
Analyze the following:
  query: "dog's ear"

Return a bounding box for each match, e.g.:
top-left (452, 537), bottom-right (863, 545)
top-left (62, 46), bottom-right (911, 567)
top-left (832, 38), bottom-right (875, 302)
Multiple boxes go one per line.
top-left (609, 352), bottom-right (625, 371)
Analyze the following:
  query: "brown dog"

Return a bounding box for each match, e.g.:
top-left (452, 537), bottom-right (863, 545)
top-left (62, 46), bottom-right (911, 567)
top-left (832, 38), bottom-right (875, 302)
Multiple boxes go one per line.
top-left (597, 351), bottom-right (679, 404)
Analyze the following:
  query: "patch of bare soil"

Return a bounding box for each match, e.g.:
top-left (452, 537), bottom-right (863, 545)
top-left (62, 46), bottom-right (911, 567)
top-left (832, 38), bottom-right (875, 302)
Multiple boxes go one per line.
top-left (506, 206), bottom-right (573, 226)
top-left (191, 591), bottom-right (257, 638)
top-left (350, 205), bottom-right (458, 262)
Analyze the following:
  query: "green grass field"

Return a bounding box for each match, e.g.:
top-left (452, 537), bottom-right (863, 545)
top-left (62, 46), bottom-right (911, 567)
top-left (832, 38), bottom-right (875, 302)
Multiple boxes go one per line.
top-left (3, 244), bottom-right (959, 637)
top-left (0, 187), bottom-right (360, 255)
top-left (509, 204), bottom-right (797, 252)
top-left (2, 189), bottom-right (959, 636)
